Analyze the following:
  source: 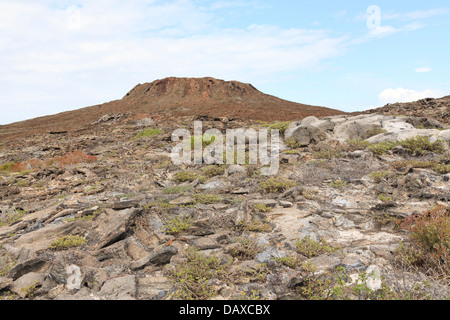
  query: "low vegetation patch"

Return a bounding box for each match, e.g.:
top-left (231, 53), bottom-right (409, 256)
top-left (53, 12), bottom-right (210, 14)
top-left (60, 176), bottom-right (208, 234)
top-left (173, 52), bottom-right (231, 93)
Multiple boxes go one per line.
top-left (202, 165), bottom-right (225, 178)
top-left (314, 147), bottom-right (344, 160)
top-left (173, 170), bottom-right (200, 183)
top-left (163, 185), bottom-right (194, 195)
top-left (230, 237), bottom-right (264, 261)
top-left (0, 207), bottom-right (27, 226)
top-left (133, 128), bottom-right (161, 140)
top-left (192, 193), bottom-right (222, 204)
top-left (253, 203), bottom-right (273, 213)
top-left (259, 177), bottom-right (297, 193)
top-left (328, 179), bottom-right (346, 189)
top-left (168, 249), bottom-right (230, 300)
top-left (296, 237), bottom-right (338, 258)
top-left (49, 235), bottom-right (88, 251)
top-left (398, 205), bottom-right (449, 273)
top-left (163, 216), bottom-right (192, 235)
top-left (238, 218), bottom-right (272, 233)
top-left (369, 170), bottom-right (397, 183)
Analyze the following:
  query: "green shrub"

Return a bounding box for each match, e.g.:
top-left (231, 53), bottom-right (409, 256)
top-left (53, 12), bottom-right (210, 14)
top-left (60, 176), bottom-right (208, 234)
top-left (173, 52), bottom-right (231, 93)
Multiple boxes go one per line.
top-left (267, 122), bottom-right (292, 134)
top-left (0, 208), bottom-right (26, 226)
top-left (390, 160), bottom-right (437, 170)
top-left (230, 237), bottom-right (264, 261)
top-left (168, 249), bottom-right (230, 300)
top-left (367, 141), bottom-right (398, 155)
top-left (399, 136), bottom-right (445, 156)
top-left (274, 256), bottom-right (303, 269)
top-left (164, 216), bottom-right (192, 235)
top-left (253, 203), bottom-right (272, 213)
top-left (190, 134), bottom-right (217, 149)
top-left (259, 177), bottom-right (297, 193)
top-left (202, 165), bottom-right (225, 178)
top-left (296, 237), bottom-right (337, 258)
top-left (144, 199), bottom-right (176, 211)
top-left (133, 128), bottom-right (161, 140)
top-left (314, 148), bottom-right (344, 160)
top-left (192, 193), bottom-right (222, 204)
top-left (163, 185), bottom-right (194, 195)
top-left (378, 194), bottom-right (392, 202)
top-left (433, 163), bottom-right (450, 174)
top-left (369, 170), bottom-right (397, 183)
top-left (400, 205), bottom-right (449, 267)
top-left (346, 139), bottom-right (371, 151)
top-left (238, 218), bottom-right (272, 233)
top-left (302, 188), bottom-right (319, 200)
top-left (173, 170), bottom-right (199, 183)
top-left (285, 138), bottom-right (303, 149)
top-left (49, 235), bottom-right (88, 251)
top-left (329, 179), bottom-right (346, 189)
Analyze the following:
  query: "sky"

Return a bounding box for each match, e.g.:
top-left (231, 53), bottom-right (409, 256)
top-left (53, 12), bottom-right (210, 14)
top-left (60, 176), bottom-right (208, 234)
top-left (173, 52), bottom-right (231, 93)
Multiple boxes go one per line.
top-left (1, 0), bottom-right (449, 125)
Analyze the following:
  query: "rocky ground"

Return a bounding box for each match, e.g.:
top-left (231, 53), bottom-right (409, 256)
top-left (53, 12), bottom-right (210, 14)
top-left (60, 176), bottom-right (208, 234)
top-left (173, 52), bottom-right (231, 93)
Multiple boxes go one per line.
top-left (0, 113), bottom-right (449, 300)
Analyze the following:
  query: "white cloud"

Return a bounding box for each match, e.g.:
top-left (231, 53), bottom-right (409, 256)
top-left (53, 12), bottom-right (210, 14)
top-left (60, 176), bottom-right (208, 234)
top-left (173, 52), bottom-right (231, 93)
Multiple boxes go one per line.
top-left (378, 87), bottom-right (443, 104)
top-left (0, 0), bottom-right (351, 124)
top-left (382, 8), bottom-right (450, 21)
top-left (415, 67), bottom-right (432, 73)
top-left (369, 25), bottom-right (398, 37)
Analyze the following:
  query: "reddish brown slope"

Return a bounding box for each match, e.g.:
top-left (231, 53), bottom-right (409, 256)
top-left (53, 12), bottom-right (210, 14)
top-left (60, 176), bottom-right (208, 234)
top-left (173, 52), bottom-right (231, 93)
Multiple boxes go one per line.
top-left (0, 77), bottom-right (346, 142)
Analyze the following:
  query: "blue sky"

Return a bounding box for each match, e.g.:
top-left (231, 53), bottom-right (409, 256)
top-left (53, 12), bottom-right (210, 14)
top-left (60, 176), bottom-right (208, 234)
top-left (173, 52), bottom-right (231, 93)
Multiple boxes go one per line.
top-left (1, 0), bottom-right (449, 124)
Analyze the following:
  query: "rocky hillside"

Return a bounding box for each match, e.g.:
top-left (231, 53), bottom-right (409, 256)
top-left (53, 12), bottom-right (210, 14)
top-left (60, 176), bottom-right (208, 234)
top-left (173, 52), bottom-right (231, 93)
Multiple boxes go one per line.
top-left (364, 96), bottom-right (450, 125)
top-left (0, 112), bottom-right (449, 300)
top-left (0, 77), bottom-right (345, 143)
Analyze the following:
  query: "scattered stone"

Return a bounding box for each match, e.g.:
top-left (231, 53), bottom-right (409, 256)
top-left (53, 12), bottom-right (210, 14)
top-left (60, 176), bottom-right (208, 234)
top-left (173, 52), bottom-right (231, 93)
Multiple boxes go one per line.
top-left (169, 196), bottom-right (195, 206)
top-left (130, 245), bottom-right (178, 270)
top-left (98, 275), bottom-right (137, 300)
top-left (9, 272), bottom-right (46, 298)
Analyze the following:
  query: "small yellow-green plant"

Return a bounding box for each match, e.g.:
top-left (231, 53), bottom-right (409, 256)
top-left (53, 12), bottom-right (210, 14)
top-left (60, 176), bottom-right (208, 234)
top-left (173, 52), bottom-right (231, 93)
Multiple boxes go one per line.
top-left (346, 139), bottom-right (371, 151)
top-left (133, 128), bottom-right (161, 140)
top-left (265, 121), bottom-right (292, 134)
top-left (144, 199), bottom-right (176, 211)
top-left (164, 216), bottom-right (192, 235)
top-left (314, 148), bottom-right (344, 160)
top-left (173, 170), bottom-right (199, 183)
top-left (329, 179), bottom-right (346, 189)
top-left (163, 185), bottom-right (194, 195)
top-left (190, 134), bottom-right (218, 149)
top-left (192, 193), bottom-right (222, 204)
top-left (253, 203), bottom-right (272, 213)
top-left (369, 170), bottom-right (397, 183)
top-left (274, 256), bottom-right (303, 269)
top-left (399, 136), bottom-right (445, 156)
top-left (302, 188), bottom-right (319, 200)
top-left (168, 249), bottom-right (230, 300)
top-left (0, 207), bottom-right (26, 226)
top-left (285, 137), bottom-right (303, 149)
top-left (367, 141), bottom-right (398, 155)
top-left (49, 235), bottom-right (88, 251)
top-left (296, 237), bottom-right (338, 258)
top-left (21, 280), bottom-right (39, 298)
top-left (433, 163), bottom-right (450, 174)
top-left (230, 237), bottom-right (264, 261)
top-left (238, 218), bottom-right (272, 233)
top-left (259, 177), bottom-right (297, 193)
top-left (378, 194), bottom-right (393, 202)
top-left (202, 165), bottom-right (225, 178)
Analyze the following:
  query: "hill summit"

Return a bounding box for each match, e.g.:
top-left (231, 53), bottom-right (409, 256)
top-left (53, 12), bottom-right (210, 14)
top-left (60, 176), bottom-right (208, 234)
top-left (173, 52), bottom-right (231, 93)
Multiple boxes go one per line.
top-left (0, 77), bottom-right (346, 141)
top-left (121, 77), bottom-right (344, 120)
